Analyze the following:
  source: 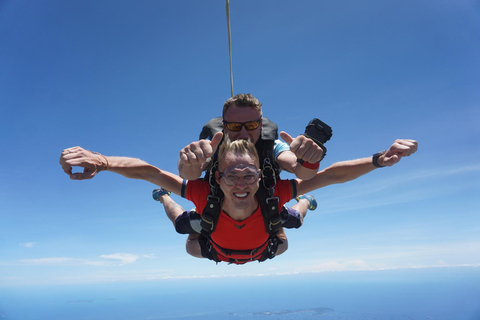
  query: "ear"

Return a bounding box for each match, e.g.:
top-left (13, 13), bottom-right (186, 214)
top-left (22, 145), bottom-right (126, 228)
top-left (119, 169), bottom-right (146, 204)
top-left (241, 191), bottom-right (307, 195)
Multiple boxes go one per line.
top-left (215, 171), bottom-right (221, 184)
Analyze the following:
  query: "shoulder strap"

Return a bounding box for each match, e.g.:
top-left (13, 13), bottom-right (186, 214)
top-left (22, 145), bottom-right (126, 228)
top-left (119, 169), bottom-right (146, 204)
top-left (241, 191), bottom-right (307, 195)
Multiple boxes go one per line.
top-left (256, 139), bottom-right (281, 235)
top-left (199, 117), bottom-right (223, 140)
top-left (260, 117), bottom-right (278, 140)
top-left (200, 160), bottom-right (223, 234)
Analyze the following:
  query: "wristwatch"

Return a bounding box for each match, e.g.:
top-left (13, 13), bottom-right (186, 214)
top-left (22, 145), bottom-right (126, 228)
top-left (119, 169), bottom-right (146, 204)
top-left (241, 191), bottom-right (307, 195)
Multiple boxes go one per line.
top-left (372, 150), bottom-right (386, 168)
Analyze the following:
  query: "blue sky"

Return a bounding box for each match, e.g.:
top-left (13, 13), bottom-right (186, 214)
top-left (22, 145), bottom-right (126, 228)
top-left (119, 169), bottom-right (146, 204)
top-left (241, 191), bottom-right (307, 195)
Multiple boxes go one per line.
top-left (1, 0), bottom-right (479, 286)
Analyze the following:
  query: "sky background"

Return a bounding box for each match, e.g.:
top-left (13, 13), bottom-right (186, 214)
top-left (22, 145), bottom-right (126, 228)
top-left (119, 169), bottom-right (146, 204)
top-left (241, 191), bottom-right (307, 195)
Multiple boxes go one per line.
top-left (1, 0), bottom-right (479, 287)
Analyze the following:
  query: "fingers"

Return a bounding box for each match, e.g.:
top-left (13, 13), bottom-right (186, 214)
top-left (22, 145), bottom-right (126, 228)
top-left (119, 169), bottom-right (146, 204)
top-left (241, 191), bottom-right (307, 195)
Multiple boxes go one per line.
top-left (70, 167), bottom-right (97, 180)
top-left (280, 131), bottom-right (293, 145)
top-left (386, 139), bottom-right (418, 158)
top-left (60, 154), bottom-right (72, 175)
top-left (60, 147), bottom-right (83, 175)
top-left (281, 132), bottom-right (324, 164)
top-left (397, 139), bottom-right (418, 156)
top-left (381, 154), bottom-right (401, 167)
top-left (179, 142), bottom-right (210, 166)
top-left (210, 132), bottom-right (224, 152)
top-left (59, 146), bottom-right (100, 180)
top-left (380, 139), bottom-right (418, 167)
top-left (179, 133), bottom-right (224, 167)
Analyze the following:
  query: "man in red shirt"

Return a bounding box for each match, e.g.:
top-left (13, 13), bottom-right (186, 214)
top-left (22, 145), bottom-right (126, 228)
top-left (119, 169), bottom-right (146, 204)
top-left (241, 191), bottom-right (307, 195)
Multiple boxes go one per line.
top-left (60, 136), bottom-right (417, 264)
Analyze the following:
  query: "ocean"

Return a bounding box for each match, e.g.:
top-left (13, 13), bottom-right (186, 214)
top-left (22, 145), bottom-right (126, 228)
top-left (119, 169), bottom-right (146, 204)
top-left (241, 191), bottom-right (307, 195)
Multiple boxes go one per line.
top-left (1, 267), bottom-right (479, 320)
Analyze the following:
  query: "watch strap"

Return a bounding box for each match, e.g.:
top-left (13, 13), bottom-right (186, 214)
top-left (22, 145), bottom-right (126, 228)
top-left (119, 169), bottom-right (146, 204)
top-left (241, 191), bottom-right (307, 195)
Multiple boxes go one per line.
top-left (372, 150), bottom-right (386, 168)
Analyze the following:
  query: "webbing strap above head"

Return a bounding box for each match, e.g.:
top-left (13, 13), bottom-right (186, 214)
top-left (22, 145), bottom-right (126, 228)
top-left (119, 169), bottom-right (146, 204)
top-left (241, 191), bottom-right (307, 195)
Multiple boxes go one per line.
top-left (226, 0), bottom-right (234, 97)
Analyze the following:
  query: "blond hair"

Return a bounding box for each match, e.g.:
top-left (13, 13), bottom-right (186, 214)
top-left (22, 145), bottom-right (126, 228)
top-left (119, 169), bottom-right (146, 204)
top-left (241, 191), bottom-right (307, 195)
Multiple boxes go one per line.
top-left (217, 136), bottom-right (259, 167)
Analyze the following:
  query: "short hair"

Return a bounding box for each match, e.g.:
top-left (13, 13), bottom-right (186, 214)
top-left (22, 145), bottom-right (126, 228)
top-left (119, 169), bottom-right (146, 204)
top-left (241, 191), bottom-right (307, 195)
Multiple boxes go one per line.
top-left (218, 135), bottom-right (259, 168)
top-left (222, 94), bottom-right (263, 118)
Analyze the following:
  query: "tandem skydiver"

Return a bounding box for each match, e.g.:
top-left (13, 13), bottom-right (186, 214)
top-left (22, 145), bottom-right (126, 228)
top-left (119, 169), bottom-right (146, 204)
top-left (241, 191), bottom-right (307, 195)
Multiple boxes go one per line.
top-left (153, 93), bottom-right (417, 261)
top-left (60, 135), bottom-right (417, 264)
top-left (60, 93), bottom-right (418, 264)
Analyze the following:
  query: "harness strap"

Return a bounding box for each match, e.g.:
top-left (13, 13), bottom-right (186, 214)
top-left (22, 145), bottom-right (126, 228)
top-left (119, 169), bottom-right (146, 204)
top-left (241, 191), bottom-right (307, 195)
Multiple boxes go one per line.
top-left (200, 195), bottom-right (221, 233)
top-left (226, 0), bottom-right (234, 97)
top-left (199, 234), bottom-right (282, 264)
top-left (258, 139), bottom-right (281, 234)
top-left (198, 125), bottom-right (281, 263)
top-left (198, 232), bottom-right (220, 263)
top-left (265, 196), bottom-right (281, 232)
top-left (200, 161), bottom-right (223, 234)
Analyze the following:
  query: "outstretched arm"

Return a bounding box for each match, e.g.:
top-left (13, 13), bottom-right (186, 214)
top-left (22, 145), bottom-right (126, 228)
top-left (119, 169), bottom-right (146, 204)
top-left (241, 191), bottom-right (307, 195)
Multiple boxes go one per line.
top-left (296, 139), bottom-right (418, 194)
top-left (60, 146), bottom-right (184, 195)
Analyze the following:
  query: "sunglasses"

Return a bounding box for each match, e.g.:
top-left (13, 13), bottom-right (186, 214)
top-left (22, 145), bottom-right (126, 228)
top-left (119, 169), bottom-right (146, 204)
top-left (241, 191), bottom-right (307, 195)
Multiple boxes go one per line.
top-left (223, 118), bottom-right (262, 132)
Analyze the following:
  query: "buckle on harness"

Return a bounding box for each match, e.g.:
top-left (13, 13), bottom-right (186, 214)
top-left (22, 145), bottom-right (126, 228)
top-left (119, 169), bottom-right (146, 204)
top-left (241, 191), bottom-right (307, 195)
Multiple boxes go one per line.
top-left (208, 161), bottom-right (219, 188)
top-left (201, 216), bottom-right (214, 229)
top-left (261, 158), bottom-right (277, 192)
top-left (205, 239), bottom-right (213, 252)
top-left (201, 195), bottom-right (221, 232)
top-left (266, 196), bottom-right (280, 212)
top-left (250, 247), bottom-right (260, 257)
top-left (266, 196), bottom-right (281, 231)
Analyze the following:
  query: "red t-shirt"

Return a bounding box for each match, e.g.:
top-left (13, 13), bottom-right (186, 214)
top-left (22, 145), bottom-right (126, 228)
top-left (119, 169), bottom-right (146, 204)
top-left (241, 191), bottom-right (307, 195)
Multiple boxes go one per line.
top-left (186, 179), bottom-right (294, 262)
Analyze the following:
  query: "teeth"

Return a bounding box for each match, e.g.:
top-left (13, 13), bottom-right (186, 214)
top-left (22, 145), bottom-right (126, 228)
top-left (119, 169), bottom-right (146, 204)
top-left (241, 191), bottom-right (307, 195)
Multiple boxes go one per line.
top-left (234, 193), bottom-right (248, 198)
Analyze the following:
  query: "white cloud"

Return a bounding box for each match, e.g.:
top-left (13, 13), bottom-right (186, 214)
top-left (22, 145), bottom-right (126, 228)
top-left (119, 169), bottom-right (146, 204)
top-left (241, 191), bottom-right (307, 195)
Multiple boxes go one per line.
top-left (19, 257), bottom-right (78, 265)
top-left (99, 253), bottom-right (139, 265)
top-left (281, 259), bottom-right (386, 274)
top-left (410, 164), bottom-right (480, 180)
top-left (7, 257), bottom-right (480, 286)
top-left (18, 253), bottom-right (155, 267)
top-left (19, 242), bottom-right (37, 248)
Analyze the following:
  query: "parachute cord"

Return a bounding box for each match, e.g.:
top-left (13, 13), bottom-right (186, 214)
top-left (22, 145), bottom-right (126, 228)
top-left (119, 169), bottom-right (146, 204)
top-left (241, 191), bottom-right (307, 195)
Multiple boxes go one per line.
top-left (226, 0), bottom-right (234, 97)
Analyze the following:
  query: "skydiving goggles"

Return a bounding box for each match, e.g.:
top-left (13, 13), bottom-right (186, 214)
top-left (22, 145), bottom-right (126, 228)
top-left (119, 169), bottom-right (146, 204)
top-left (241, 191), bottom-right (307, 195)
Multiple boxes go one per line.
top-left (218, 164), bottom-right (261, 186)
top-left (223, 118), bottom-right (262, 132)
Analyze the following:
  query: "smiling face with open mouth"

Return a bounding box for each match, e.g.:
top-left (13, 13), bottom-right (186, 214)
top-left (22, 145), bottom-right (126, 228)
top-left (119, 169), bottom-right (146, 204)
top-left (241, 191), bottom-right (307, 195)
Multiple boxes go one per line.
top-left (216, 151), bottom-right (260, 216)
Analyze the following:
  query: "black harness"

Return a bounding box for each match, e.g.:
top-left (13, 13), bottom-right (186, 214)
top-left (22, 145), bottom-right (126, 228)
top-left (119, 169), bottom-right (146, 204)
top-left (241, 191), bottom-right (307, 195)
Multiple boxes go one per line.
top-left (196, 116), bottom-right (332, 264)
top-left (198, 117), bottom-right (283, 263)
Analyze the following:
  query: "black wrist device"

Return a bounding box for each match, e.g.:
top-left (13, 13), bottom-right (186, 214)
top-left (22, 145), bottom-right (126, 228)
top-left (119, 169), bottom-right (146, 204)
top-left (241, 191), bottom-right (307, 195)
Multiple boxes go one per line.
top-left (372, 151), bottom-right (386, 168)
top-left (303, 118), bottom-right (332, 161)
